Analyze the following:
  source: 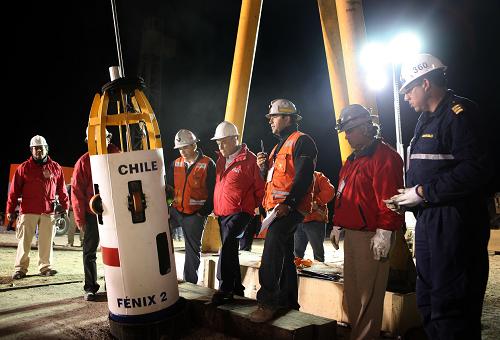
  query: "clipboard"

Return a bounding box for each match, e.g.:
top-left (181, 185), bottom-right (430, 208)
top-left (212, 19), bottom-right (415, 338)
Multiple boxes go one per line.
top-left (259, 206), bottom-right (277, 234)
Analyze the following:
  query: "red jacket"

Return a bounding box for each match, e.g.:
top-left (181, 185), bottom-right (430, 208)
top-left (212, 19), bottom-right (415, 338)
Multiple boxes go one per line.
top-left (71, 144), bottom-right (120, 227)
top-left (7, 156), bottom-right (68, 215)
top-left (213, 144), bottom-right (265, 217)
top-left (303, 171), bottom-right (335, 223)
top-left (333, 140), bottom-right (404, 231)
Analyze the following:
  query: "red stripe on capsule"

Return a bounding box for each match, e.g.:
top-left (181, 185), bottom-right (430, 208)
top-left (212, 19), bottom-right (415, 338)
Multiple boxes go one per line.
top-left (102, 246), bottom-right (120, 267)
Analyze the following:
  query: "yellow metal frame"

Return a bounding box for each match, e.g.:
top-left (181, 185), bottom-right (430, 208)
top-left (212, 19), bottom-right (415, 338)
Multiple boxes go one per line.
top-left (87, 88), bottom-right (162, 156)
top-left (225, 0), bottom-right (378, 163)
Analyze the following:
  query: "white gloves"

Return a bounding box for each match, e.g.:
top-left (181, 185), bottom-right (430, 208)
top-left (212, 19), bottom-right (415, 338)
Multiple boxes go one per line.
top-left (330, 226), bottom-right (342, 250)
top-left (370, 228), bottom-right (392, 260)
top-left (389, 185), bottom-right (424, 208)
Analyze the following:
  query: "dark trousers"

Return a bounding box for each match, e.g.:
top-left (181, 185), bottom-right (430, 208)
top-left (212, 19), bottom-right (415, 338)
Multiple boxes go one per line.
top-left (83, 213), bottom-right (100, 293)
top-left (293, 221), bottom-right (326, 262)
top-left (217, 213), bottom-right (252, 295)
top-left (170, 208), bottom-right (207, 284)
top-left (239, 215), bottom-right (261, 251)
top-left (415, 205), bottom-right (489, 340)
top-left (256, 210), bottom-right (303, 309)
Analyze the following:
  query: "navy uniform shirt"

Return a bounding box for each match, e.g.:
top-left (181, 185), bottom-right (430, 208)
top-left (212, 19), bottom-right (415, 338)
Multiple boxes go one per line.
top-left (407, 90), bottom-right (490, 205)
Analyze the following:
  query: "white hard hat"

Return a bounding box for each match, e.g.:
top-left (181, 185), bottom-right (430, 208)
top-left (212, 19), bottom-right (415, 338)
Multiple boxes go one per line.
top-left (399, 53), bottom-right (447, 94)
top-left (174, 129), bottom-right (199, 149)
top-left (30, 135), bottom-right (48, 148)
top-left (211, 121), bottom-right (239, 141)
top-left (266, 99), bottom-right (302, 121)
top-left (85, 127), bottom-right (112, 142)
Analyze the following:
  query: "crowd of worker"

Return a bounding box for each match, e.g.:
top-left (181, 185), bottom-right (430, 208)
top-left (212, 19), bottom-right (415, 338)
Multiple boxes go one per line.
top-left (5, 53), bottom-right (493, 339)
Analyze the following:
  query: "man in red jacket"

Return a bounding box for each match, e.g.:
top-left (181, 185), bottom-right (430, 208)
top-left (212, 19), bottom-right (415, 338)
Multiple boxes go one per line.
top-left (71, 128), bottom-right (120, 301)
top-left (7, 135), bottom-right (69, 279)
top-left (294, 171), bottom-right (335, 262)
top-left (332, 104), bottom-right (404, 340)
top-left (211, 121), bottom-right (264, 305)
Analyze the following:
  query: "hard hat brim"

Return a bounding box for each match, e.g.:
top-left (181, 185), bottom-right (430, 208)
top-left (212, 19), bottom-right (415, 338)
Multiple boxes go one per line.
top-left (265, 113), bottom-right (302, 121)
top-left (173, 140), bottom-right (199, 149)
top-left (335, 116), bottom-right (372, 132)
top-left (399, 66), bottom-right (447, 94)
top-left (210, 134), bottom-right (238, 141)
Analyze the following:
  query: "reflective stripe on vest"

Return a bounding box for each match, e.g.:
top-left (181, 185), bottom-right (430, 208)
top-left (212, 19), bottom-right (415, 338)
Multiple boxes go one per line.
top-left (410, 153), bottom-right (455, 160)
top-left (263, 131), bottom-right (313, 214)
top-left (189, 199), bottom-right (206, 205)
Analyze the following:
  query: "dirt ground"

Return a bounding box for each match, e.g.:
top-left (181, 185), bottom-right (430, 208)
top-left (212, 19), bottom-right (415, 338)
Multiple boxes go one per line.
top-left (0, 230), bottom-right (499, 339)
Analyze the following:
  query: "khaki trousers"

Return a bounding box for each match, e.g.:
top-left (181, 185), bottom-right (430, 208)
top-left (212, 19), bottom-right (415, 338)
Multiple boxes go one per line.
top-left (66, 211), bottom-right (83, 245)
top-left (15, 213), bottom-right (56, 274)
top-left (344, 229), bottom-right (390, 340)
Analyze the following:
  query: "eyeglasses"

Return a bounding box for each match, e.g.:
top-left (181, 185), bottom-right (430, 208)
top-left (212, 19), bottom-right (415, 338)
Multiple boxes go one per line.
top-left (401, 82), bottom-right (421, 96)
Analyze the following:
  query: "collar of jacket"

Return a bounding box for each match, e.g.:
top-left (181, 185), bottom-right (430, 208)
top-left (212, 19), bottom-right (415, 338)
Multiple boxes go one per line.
top-left (216, 143), bottom-right (249, 165)
top-left (425, 89), bottom-right (454, 118)
top-left (274, 124), bottom-right (298, 141)
top-left (188, 149), bottom-right (205, 163)
top-left (347, 139), bottom-right (380, 161)
top-left (31, 155), bottom-right (51, 165)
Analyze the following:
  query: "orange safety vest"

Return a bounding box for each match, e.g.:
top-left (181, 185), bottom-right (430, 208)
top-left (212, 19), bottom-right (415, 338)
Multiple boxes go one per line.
top-left (172, 155), bottom-right (210, 214)
top-left (303, 171), bottom-right (335, 223)
top-left (263, 131), bottom-right (313, 215)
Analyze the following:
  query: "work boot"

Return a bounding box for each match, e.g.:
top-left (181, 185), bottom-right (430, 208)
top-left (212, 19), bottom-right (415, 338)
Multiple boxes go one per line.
top-left (211, 290), bottom-right (234, 306)
top-left (12, 271), bottom-right (26, 280)
top-left (84, 291), bottom-right (97, 301)
top-left (249, 304), bottom-right (278, 323)
top-left (40, 269), bottom-right (57, 277)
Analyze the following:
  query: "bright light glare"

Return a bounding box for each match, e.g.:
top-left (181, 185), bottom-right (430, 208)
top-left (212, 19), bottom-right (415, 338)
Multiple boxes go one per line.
top-left (365, 70), bottom-right (388, 91)
top-left (360, 42), bottom-right (389, 69)
top-left (389, 32), bottom-right (421, 63)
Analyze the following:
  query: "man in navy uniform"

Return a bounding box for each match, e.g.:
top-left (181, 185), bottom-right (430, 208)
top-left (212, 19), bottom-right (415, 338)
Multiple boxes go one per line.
top-left (387, 53), bottom-right (491, 340)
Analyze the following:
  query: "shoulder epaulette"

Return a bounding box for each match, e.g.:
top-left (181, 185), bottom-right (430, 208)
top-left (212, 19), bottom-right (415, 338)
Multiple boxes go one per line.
top-left (451, 103), bottom-right (464, 115)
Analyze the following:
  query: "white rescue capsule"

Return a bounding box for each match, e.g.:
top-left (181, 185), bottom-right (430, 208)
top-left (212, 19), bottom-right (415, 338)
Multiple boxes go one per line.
top-left (87, 70), bottom-right (181, 328)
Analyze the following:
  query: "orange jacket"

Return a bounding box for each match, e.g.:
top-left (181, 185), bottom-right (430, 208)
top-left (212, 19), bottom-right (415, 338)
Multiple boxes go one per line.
top-left (172, 155), bottom-right (212, 215)
top-left (303, 171), bottom-right (335, 223)
top-left (263, 131), bottom-right (314, 214)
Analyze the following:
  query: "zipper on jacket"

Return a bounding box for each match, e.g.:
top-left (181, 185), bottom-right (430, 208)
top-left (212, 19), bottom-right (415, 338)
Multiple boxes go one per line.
top-left (180, 153), bottom-right (201, 211)
top-left (358, 205), bottom-right (368, 229)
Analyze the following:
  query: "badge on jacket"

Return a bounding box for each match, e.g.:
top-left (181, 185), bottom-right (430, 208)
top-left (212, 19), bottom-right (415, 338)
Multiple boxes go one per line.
top-left (43, 169), bottom-right (52, 179)
top-left (337, 179), bottom-right (346, 198)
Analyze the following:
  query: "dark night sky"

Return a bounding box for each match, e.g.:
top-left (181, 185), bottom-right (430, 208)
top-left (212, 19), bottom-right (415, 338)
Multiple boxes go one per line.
top-left (2, 0), bottom-right (499, 212)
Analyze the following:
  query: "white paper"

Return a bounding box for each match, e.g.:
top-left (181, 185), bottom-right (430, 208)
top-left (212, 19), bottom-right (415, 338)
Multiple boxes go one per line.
top-left (260, 207), bottom-right (278, 232)
top-left (266, 166), bottom-right (274, 182)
